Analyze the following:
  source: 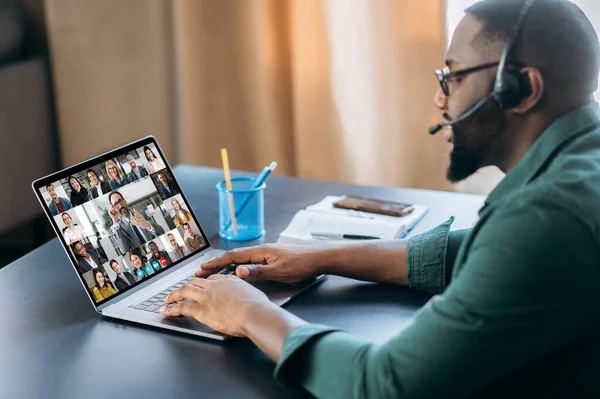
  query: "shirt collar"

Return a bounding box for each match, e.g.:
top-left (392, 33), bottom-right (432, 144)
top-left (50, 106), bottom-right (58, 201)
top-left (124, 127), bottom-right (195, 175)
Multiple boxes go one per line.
top-left (484, 102), bottom-right (600, 210)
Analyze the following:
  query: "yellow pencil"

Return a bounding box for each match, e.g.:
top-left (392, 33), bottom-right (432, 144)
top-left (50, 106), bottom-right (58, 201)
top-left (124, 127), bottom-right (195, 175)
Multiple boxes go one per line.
top-left (220, 148), bottom-right (238, 234)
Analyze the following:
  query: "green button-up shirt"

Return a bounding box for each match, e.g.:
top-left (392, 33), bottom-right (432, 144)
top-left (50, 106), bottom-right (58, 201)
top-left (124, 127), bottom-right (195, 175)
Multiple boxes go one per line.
top-left (274, 103), bottom-right (600, 398)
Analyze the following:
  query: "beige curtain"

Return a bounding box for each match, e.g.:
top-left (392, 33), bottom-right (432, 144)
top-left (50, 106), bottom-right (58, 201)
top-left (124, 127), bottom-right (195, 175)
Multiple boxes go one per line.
top-left (45, 0), bottom-right (451, 191)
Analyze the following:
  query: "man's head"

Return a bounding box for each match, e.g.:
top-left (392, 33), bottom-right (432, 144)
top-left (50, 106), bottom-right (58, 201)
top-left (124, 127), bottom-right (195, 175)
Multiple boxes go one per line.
top-left (109, 191), bottom-right (129, 216)
top-left (110, 259), bottom-right (121, 274)
top-left (436, 0), bottom-right (600, 182)
top-left (183, 223), bottom-right (192, 236)
top-left (126, 153), bottom-right (137, 170)
top-left (148, 241), bottom-right (160, 257)
top-left (46, 185), bottom-right (57, 199)
top-left (158, 173), bottom-right (167, 185)
top-left (73, 241), bottom-right (88, 257)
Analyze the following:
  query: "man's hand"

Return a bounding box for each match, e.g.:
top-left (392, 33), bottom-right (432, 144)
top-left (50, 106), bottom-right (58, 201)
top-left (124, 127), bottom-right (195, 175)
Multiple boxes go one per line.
top-left (160, 275), bottom-right (272, 337)
top-left (198, 240), bottom-right (411, 286)
top-left (108, 208), bottom-right (120, 224)
top-left (196, 245), bottom-right (325, 283)
top-left (130, 209), bottom-right (151, 230)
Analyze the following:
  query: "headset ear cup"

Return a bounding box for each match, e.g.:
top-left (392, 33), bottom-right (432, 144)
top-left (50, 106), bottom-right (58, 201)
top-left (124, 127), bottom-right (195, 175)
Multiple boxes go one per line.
top-left (493, 71), bottom-right (524, 109)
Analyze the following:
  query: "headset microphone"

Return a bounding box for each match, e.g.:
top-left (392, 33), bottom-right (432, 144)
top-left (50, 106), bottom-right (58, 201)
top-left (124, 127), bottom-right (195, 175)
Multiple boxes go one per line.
top-left (428, 94), bottom-right (493, 135)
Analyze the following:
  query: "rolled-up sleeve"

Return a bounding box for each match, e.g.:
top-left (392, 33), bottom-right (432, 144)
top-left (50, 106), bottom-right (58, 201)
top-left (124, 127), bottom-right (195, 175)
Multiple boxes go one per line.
top-left (406, 217), bottom-right (470, 294)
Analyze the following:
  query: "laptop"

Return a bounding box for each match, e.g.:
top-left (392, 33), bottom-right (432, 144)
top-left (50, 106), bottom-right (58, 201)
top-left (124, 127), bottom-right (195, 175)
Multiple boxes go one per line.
top-left (32, 136), bottom-right (324, 340)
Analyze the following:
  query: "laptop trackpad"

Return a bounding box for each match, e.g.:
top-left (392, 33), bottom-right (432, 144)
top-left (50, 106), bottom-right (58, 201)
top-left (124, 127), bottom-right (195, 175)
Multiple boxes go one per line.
top-left (159, 313), bottom-right (227, 337)
top-left (250, 279), bottom-right (316, 305)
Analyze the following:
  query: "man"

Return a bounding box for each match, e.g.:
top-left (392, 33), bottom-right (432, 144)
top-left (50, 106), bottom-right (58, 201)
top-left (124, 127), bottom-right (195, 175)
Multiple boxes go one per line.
top-left (109, 259), bottom-right (136, 291)
top-left (125, 152), bottom-right (149, 182)
top-left (148, 241), bottom-right (172, 268)
top-left (46, 184), bottom-right (72, 216)
top-left (182, 223), bottom-right (203, 252)
top-left (159, 1), bottom-right (600, 397)
top-left (87, 169), bottom-right (110, 199)
top-left (108, 191), bottom-right (165, 253)
top-left (73, 241), bottom-right (102, 274)
top-left (157, 172), bottom-right (179, 199)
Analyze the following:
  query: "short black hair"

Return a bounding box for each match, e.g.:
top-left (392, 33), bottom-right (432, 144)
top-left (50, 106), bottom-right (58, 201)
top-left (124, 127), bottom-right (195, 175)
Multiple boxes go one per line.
top-left (108, 191), bottom-right (123, 204)
top-left (46, 184), bottom-right (54, 190)
top-left (466, 0), bottom-right (600, 94)
top-left (86, 169), bottom-right (97, 176)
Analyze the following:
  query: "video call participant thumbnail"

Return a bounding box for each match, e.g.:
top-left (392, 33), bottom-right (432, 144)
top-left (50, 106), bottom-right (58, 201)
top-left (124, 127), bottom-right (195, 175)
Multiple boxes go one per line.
top-left (129, 248), bottom-right (157, 280)
top-left (108, 191), bottom-right (165, 253)
top-left (182, 223), bottom-right (203, 252)
top-left (92, 268), bottom-right (116, 302)
top-left (109, 259), bottom-right (136, 291)
top-left (46, 184), bottom-right (72, 216)
top-left (167, 232), bottom-right (189, 262)
top-left (125, 152), bottom-right (149, 182)
top-left (73, 240), bottom-right (102, 274)
top-left (171, 199), bottom-right (192, 226)
top-left (87, 169), bottom-right (110, 199)
top-left (106, 159), bottom-right (130, 190)
top-left (73, 241), bottom-right (102, 274)
top-left (143, 145), bottom-right (165, 174)
top-left (68, 175), bottom-right (91, 206)
top-left (148, 241), bottom-right (172, 268)
top-left (157, 172), bottom-right (179, 199)
top-left (61, 212), bottom-right (85, 244)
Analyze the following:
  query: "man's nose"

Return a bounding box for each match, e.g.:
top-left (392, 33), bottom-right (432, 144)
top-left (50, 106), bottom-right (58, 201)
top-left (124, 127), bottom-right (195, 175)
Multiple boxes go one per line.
top-left (433, 88), bottom-right (448, 110)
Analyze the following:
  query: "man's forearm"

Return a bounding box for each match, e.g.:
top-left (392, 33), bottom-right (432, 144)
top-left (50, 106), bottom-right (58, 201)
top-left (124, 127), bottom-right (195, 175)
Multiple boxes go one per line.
top-left (241, 302), bottom-right (307, 363)
top-left (315, 240), bottom-right (409, 285)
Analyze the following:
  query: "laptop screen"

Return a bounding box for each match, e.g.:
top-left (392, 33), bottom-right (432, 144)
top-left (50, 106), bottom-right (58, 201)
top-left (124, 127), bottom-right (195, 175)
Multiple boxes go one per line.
top-left (34, 138), bottom-right (209, 306)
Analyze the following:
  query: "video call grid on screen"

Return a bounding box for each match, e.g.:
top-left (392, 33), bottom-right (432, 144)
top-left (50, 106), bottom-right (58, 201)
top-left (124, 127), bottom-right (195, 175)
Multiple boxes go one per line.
top-left (34, 137), bottom-right (210, 307)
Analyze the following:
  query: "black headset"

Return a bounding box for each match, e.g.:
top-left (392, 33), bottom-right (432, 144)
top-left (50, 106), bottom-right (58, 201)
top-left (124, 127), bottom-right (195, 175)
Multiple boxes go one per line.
top-left (493, 0), bottom-right (537, 108)
top-left (429, 0), bottom-right (537, 135)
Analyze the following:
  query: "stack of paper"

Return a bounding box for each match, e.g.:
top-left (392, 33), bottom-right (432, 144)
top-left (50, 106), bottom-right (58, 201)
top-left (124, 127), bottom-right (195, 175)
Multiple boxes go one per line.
top-left (277, 196), bottom-right (428, 245)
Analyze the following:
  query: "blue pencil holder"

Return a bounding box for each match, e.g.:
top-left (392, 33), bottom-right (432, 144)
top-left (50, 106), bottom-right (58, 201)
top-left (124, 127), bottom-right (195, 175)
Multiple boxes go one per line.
top-left (217, 177), bottom-right (265, 241)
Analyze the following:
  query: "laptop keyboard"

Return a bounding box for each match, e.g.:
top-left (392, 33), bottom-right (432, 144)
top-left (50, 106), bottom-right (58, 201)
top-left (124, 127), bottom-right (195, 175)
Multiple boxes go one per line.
top-left (128, 264), bottom-right (239, 314)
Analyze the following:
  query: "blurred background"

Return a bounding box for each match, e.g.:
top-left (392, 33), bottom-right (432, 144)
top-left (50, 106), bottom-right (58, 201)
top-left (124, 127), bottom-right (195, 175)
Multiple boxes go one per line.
top-left (1, 0), bottom-right (599, 267)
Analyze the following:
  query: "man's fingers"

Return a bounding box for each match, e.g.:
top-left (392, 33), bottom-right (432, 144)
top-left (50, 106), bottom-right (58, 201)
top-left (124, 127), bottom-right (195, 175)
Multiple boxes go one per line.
top-left (236, 265), bottom-right (267, 280)
top-left (164, 284), bottom-right (205, 304)
top-left (195, 268), bottom-right (216, 278)
top-left (187, 278), bottom-right (210, 289)
top-left (201, 249), bottom-right (259, 269)
top-left (160, 301), bottom-right (198, 317)
top-left (200, 247), bottom-right (275, 270)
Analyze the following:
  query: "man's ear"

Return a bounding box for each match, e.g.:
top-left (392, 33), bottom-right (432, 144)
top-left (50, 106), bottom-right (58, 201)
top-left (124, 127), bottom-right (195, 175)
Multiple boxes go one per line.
top-left (510, 67), bottom-right (544, 114)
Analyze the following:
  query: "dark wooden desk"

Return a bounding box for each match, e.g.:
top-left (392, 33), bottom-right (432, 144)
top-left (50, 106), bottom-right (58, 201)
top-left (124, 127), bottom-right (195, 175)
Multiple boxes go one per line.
top-left (0, 166), bottom-right (484, 398)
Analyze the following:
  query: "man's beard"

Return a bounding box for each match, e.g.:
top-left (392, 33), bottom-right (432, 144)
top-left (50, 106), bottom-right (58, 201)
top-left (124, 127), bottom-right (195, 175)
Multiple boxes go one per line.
top-left (446, 99), bottom-right (507, 183)
top-left (120, 207), bottom-right (131, 218)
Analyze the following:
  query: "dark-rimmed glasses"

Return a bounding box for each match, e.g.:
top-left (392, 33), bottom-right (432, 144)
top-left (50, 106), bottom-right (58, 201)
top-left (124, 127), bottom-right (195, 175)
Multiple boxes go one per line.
top-left (435, 62), bottom-right (499, 96)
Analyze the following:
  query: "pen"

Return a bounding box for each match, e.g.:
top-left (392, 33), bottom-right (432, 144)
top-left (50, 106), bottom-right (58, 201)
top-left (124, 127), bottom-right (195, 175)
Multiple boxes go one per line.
top-left (224, 161), bottom-right (278, 230)
top-left (220, 148), bottom-right (237, 234)
top-left (311, 232), bottom-right (382, 240)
